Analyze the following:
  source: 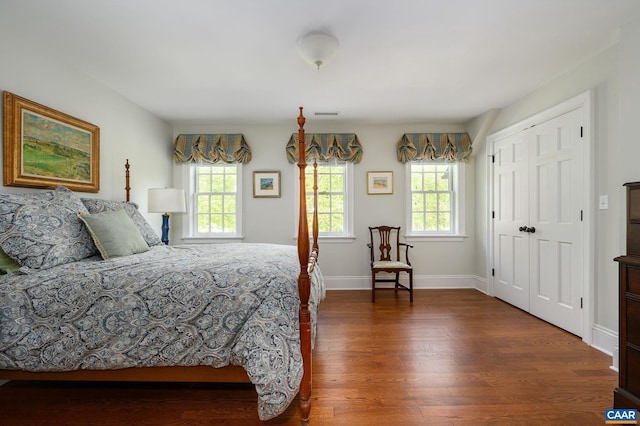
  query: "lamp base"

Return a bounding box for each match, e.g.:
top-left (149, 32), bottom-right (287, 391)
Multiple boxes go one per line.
top-left (161, 213), bottom-right (170, 245)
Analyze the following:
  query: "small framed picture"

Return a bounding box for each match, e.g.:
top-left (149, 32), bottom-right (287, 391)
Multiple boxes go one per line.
top-left (367, 171), bottom-right (393, 195)
top-left (253, 171), bottom-right (281, 198)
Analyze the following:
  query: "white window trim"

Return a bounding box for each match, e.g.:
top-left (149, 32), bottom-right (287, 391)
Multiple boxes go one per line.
top-left (404, 161), bottom-right (466, 241)
top-left (293, 161), bottom-right (356, 241)
top-left (179, 163), bottom-right (244, 243)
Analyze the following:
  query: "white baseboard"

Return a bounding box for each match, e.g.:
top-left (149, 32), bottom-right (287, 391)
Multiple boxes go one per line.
top-left (590, 324), bottom-right (617, 370)
top-left (591, 324), bottom-right (617, 356)
top-left (473, 275), bottom-right (488, 294)
top-left (324, 274), bottom-right (480, 291)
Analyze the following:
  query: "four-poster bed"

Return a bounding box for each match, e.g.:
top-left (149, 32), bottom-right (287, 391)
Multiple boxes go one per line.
top-left (0, 108), bottom-right (321, 422)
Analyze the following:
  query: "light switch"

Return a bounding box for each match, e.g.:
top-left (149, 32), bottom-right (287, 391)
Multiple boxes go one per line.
top-left (599, 195), bottom-right (608, 210)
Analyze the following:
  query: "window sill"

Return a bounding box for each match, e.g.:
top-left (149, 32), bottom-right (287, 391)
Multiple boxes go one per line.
top-left (405, 234), bottom-right (468, 242)
top-left (180, 235), bottom-right (244, 244)
top-left (293, 235), bottom-right (357, 244)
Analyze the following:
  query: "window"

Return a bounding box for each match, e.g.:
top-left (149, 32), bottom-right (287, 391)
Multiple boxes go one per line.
top-left (406, 162), bottom-right (465, 238)
top-left (301, 161), bottom-right (354, 239)
top-left (191, 164), bottom-right (242, 237)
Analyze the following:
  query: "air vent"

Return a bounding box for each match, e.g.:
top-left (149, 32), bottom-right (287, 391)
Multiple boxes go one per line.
top-left (314, 111), bottom-right (339, 116)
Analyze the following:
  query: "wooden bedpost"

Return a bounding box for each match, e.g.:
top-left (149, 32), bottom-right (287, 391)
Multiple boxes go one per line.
top-left (312, 160), bottom-right (319, 256)
top-left (125, 159), bottom-right (131, 202)
top-left (296, 107), bottom-right (312, 422)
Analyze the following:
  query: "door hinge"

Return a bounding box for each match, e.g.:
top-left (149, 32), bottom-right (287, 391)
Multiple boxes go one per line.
top-left (580, 297), bottom-right (583, 309)
top-left (580, 126), bottom-right (583, 138)
top-left (492, 268), bottom-right (495, 277)
top-left (492, 211), bottom-right (495, 219)
top-left (580, 210), bottom-right (583, 221)
top-left (491, 155), bottom-right (495, 163)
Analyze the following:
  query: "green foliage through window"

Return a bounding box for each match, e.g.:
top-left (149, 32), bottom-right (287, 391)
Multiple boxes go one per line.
top-left (195, 165), bottom-right (237, 234)
top-left (410, 163), bottom-right (453, 233)
top-left (305, 164), bottom-right (345, 234)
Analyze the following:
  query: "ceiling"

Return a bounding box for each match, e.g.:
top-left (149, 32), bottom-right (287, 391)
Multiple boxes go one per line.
top-left (1, 0), bottom-right (639, 125)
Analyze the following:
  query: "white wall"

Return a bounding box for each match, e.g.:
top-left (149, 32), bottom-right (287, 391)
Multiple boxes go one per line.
top-left (5, 9), bottom-right (639, 332)
top-left (619, 19), bottom-right (640, 184)
top-left (172, 121), bottom-right (478, 286)
top-left (0, 34), bottom-right (480, 290)
top-left (0, 42), bottom-right (173, 230)
top-left (471, 36), bottom-right (631, 335)
top-left (465, 109), bottom-right (500, 284)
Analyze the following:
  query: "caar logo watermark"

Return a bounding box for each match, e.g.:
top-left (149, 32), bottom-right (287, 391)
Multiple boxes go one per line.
top-left (606, 409), bottom-right (638, 424)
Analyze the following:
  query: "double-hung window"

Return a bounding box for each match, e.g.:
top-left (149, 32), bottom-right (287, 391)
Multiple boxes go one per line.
top-left (406, 161), bottom-right (465, 238)
top-left (301, 161), bottom-right (354, 239)
top-left (187, 163), bottom-right (242, 238)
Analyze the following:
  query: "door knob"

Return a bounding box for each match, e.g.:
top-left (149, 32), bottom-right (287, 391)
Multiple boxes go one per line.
top-left (528, 226), bottom-right (536, 234)
top-left (519, 226), bottom-right (527, 232)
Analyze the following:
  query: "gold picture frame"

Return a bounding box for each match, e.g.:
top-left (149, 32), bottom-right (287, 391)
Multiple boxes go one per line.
top-left (3, 91), bottom-right (100, 192)
top-left (367, 171), bottom-right (393, 195)
top-left (253, 171), bottom-right (281, 198)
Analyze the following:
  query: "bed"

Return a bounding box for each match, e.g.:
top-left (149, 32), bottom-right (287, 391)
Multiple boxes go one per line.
top-left (0, 108), bottom-right (322, 421)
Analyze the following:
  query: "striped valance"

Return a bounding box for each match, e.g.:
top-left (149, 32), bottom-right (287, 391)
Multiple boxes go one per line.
top-left (286, 133), bottom-right (363, 164)
top-left (174, 134), bottom-right (252, 164)
top-left (397, 133), bottom-right (471, 163)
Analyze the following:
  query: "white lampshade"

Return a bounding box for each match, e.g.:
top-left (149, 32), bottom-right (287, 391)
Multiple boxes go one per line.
top-left (148, 188), bottom-right (186, 214)
top-left (297, 31), bottom-right (339, 70)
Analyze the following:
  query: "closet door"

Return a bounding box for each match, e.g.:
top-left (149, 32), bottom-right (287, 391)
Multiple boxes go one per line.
top-left (491, 108), bottom-right (584, 336)
top-left (528, 109), bottom-right (584, 336)
top-left (493, 130), bottom-right (530, 311)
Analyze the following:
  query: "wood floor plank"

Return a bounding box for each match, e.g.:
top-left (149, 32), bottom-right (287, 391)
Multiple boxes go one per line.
top-left (0, 289), bottom-right (617, 425)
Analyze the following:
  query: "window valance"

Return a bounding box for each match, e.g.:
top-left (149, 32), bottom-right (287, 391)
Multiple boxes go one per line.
top-left (174, 134), bottom-right (252, 164)
top-left (286, 133), bottom-right (363, 164)
top-left (397, 133), bottom-right (471, 163)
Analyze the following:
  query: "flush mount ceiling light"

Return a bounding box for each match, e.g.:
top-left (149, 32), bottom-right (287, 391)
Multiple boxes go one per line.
top-left (297, 31), bottom-right (339, 70)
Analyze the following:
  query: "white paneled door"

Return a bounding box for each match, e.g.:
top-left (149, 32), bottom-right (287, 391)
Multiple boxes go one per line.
top-left (492, 108), bottom-right (584, 336)
top-left (493, 130), bottom-right (530, 312)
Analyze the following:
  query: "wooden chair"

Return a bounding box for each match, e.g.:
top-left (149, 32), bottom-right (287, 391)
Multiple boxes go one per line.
top-left (368, 226), bottom-right (414, 303)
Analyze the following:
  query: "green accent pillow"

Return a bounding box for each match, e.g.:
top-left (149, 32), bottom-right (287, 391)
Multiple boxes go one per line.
top-left (0, 247), bottom-right (20, 274)
top-left (78, 210), bottom-right (149, 260)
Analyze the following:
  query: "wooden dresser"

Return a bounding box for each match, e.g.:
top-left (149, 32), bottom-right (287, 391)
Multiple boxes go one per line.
top-left (614, 182), bottom-right (640, 408)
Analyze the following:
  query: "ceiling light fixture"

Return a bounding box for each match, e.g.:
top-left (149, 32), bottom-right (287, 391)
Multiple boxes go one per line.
top-left (297, 31), bottom-right (339, 71)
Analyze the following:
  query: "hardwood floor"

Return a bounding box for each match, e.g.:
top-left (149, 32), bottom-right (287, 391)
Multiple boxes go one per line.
top-left (0, 289), bottom-right (617, 425)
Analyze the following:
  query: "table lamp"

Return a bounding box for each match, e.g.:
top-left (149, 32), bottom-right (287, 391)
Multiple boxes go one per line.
top-left (148, 188), bottom-right (186, 245)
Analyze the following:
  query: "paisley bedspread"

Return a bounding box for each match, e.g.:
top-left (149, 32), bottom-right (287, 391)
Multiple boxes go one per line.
top-left (0, 243), bottom-right (325, 420)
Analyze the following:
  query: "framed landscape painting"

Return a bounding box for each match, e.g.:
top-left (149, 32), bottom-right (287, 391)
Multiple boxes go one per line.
top-left (367, 171), bottom-right (393, 195)
top-left (253, 171), bottom-right (281, 198)
top-left (3, 91), bottom-right (100, 192)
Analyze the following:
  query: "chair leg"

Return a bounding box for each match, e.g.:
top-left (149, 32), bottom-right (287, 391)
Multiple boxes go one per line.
top-left (371, 272), bottom-right (376, 302)
top-left (394, 272), bottom-right (400, 294)
top-left (409, 270), bottom-right (413, 303)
